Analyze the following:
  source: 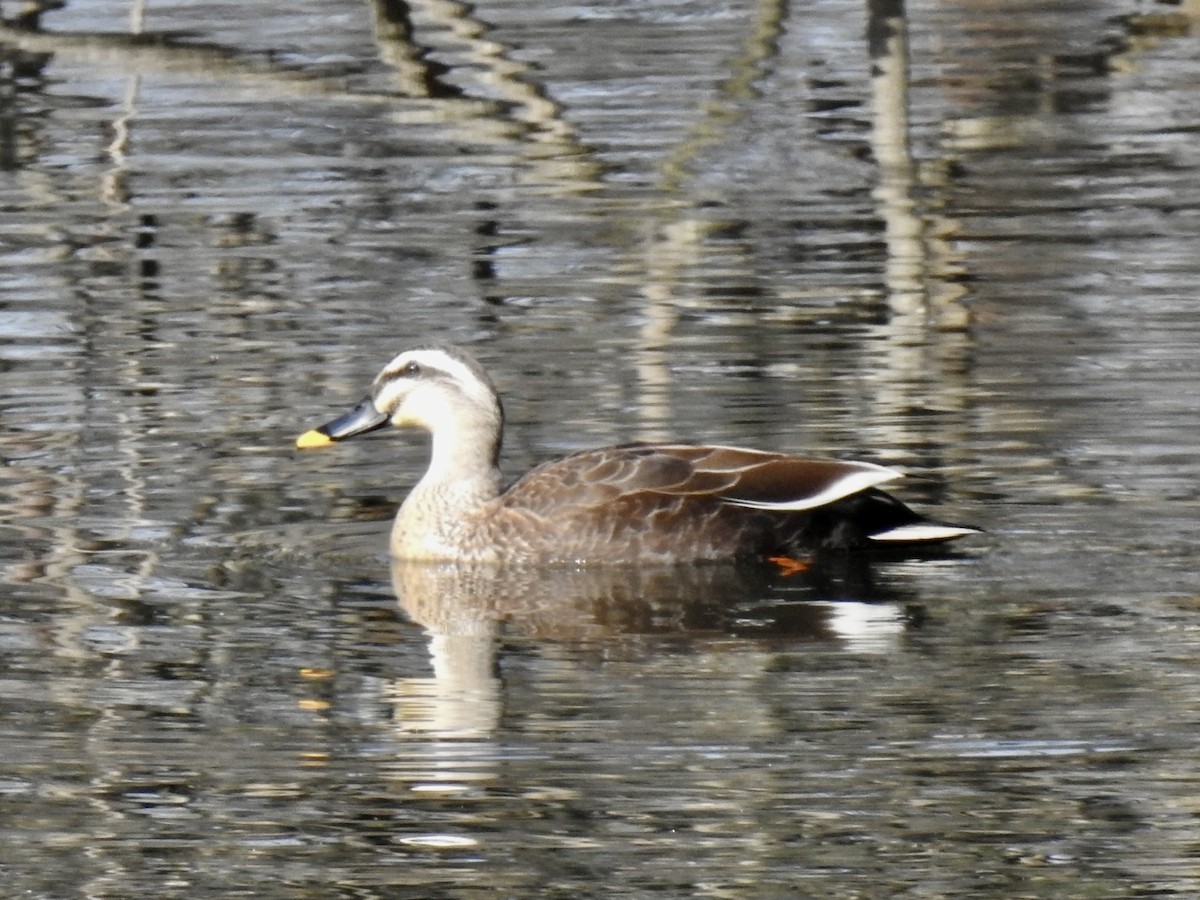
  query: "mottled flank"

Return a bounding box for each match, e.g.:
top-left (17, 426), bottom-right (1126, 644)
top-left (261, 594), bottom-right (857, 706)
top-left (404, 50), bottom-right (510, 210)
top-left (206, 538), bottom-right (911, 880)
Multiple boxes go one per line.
top-left (298, 346), bottom-right (979, 564)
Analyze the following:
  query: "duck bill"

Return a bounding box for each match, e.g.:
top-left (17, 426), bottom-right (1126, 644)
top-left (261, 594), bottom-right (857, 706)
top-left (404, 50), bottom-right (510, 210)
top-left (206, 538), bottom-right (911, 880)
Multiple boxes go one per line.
top-left (296, 397), bottom-right (388, 450)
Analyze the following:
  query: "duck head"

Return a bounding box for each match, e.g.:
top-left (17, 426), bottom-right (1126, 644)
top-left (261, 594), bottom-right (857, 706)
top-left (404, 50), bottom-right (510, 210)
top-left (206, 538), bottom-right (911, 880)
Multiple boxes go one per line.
top-left (295, 345), bottom-right (503, 456)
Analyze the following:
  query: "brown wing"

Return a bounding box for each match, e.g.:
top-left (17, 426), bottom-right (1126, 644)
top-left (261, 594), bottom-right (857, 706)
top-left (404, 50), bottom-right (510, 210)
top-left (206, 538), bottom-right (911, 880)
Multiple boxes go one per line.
top-left (485, 443), bottom-right (956, 562)
top-left (499, 443), bottom-right (901, 516)
top-left (491, 444), bottom-right (755, 562)
top-left (664, 445), bottom-right (903, 510)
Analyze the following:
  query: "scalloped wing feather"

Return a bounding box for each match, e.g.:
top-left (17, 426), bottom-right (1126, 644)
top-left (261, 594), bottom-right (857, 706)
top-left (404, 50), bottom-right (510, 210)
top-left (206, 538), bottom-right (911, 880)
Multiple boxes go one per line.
top-left (467, 443), bottom-right (971, 562)
top-left (500, 443), bottom-right (900, 514)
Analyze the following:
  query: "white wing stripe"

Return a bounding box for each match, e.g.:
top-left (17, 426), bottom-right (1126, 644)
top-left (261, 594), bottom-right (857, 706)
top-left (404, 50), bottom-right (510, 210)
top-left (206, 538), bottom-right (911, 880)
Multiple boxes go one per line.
top-left (721, 463), bottom-right (902, 512)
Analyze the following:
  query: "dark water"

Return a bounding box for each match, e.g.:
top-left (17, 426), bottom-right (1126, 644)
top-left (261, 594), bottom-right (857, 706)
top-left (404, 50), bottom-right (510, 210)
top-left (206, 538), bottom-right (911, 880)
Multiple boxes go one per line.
top-left (2, 0), bottom-right (1199, 896)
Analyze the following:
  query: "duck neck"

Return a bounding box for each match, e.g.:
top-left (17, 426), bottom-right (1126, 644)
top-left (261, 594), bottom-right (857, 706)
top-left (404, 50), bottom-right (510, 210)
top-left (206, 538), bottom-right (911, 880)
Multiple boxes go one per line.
top-left (413, 416), bottom-right (504, 513)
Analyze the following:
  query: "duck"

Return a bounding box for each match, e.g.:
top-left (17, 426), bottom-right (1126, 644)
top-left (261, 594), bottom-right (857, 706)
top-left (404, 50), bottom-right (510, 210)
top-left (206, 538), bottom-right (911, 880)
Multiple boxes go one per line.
top-left (295, 344), bottom-right (979, 565)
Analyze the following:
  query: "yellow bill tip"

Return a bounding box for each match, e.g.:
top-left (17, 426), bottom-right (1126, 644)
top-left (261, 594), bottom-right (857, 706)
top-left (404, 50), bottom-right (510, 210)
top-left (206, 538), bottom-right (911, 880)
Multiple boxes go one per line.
top-left (296, 429), bottom-right (333, 450)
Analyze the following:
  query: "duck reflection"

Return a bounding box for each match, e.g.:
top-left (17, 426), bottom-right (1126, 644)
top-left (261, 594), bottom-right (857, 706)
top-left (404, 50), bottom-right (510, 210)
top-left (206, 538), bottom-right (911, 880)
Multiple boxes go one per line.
top-left (385, 557), bottom-right (923, 739)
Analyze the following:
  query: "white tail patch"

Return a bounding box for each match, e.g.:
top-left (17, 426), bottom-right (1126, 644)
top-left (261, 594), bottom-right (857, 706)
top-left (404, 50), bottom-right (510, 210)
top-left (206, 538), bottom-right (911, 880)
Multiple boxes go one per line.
top-left (869, 523), bottom-right (980, 542)
top-left (722, 463), bottom-right (902, 512)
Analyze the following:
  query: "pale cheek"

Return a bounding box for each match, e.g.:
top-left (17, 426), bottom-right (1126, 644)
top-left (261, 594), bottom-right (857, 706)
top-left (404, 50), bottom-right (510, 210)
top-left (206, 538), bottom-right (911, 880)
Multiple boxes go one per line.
top-left (389, 404), bottom-right (423, 429)
top-left (390, 393), bottom-right (440, 430)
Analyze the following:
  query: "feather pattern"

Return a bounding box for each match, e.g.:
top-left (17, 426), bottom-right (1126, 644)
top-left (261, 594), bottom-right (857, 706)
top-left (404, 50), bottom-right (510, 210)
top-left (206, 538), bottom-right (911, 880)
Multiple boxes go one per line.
top-left (297, 345), bottom-right (980, 564)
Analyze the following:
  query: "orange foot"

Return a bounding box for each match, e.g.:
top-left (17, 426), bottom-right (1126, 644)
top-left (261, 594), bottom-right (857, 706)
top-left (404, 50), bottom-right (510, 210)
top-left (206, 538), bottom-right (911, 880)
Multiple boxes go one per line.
top-left (767, 555), bottom-right (811, 576)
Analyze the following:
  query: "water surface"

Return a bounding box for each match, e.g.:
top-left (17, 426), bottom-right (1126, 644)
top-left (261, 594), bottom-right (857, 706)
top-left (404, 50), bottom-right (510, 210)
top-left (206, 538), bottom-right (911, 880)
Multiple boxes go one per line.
top-left (2, 0), bottom-right (1199, 896)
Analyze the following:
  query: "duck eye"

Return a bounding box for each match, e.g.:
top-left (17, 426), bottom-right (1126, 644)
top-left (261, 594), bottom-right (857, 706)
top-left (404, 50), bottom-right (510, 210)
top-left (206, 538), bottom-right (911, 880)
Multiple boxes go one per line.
top-left (401, 361), bottom-right (421, 377)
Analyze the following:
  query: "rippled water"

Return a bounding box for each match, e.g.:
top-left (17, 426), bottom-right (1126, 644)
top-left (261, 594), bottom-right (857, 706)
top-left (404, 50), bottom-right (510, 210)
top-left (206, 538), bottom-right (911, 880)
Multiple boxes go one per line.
top-left (2, 0), bottom-right (1199, 896)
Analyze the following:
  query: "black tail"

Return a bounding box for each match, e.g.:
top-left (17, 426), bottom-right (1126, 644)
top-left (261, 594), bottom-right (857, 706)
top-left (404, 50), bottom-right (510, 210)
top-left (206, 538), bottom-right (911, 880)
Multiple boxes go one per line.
top-left (796, 488), bottom-right (980, 552)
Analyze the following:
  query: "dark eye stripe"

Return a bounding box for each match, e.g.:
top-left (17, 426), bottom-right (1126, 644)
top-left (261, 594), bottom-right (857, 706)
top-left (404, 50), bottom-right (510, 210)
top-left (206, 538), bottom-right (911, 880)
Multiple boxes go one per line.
top-left (376, 359), bottom-right (444, 392)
